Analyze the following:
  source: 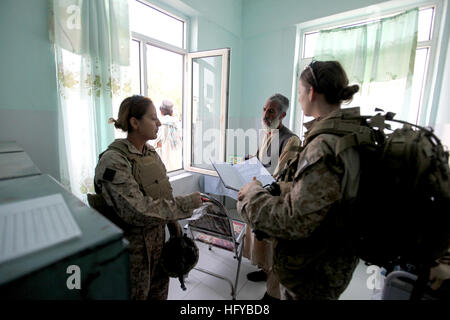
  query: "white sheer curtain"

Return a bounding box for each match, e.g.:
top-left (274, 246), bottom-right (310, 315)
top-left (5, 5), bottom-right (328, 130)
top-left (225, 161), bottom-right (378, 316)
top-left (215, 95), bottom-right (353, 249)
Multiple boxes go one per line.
top-left (313, 9), bottom-right (419, 121)
top-left (50, 0), bottom-right (132, 201)
top-left (293, 9), bottom-right (419, 136)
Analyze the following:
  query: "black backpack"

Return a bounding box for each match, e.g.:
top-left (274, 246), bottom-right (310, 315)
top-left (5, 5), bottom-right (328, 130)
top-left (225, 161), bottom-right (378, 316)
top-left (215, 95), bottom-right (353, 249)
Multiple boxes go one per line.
top-left (274, 110), bottom-right (450, 281)
top-left (302, 110), bottom-right (450, 271)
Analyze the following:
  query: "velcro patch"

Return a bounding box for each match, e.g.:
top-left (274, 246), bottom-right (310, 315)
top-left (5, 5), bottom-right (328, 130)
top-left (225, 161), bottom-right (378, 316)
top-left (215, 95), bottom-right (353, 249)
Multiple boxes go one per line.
top-left (103, 168), bottom-right (116, 182)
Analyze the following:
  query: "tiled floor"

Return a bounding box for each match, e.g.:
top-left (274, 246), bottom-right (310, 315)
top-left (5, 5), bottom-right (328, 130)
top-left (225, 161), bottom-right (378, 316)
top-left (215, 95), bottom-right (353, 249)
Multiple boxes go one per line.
top-left (168, 240), bottom-right (375, 300)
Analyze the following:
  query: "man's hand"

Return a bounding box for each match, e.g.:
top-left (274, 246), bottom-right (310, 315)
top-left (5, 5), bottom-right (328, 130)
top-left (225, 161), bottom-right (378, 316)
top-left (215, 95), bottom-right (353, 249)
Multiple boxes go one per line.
top-left (190, 192), bottom-right (203, 208)
top-left (238, 177), bottom-right (262, 201)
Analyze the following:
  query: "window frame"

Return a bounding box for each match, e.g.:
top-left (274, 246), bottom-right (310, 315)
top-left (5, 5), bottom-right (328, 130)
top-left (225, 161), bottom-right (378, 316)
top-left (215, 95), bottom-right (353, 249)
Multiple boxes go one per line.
top-left (290, 0), bottom-right (445, 138)
top-left (129, 1), bottom-right (231, 176)
top-left (134, 0), bottom-right (187, 50)
top-left (130, 0), bottom-right (188, 174)
top-left (185, 48), bottom-right (231, 176)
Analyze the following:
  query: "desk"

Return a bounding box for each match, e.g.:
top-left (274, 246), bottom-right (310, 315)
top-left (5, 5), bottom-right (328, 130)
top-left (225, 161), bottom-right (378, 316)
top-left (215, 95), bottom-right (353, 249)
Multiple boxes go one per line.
top-left (0, 151), bottom-right (41, 180)
top-left (0, 141), bottom-right (24, 153)
top-left (0, 149), bottom-right (129, 299)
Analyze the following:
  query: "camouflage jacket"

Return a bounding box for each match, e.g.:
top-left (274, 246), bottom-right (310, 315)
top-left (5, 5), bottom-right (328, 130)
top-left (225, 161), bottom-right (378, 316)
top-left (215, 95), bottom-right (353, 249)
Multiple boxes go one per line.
top-left (237, 107), bottom-right (362, 298)
top-left (94, 139), bottom-right (198, 299)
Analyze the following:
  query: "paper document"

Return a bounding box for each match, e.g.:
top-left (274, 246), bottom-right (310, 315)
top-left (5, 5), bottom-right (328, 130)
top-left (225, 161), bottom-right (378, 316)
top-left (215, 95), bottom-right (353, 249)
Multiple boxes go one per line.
top-left (187, 203), bottom-right (212, 221)
top-left (211, 158), bottom-right (275, 192)
top-left (0, 194), bottom-right (82, 264)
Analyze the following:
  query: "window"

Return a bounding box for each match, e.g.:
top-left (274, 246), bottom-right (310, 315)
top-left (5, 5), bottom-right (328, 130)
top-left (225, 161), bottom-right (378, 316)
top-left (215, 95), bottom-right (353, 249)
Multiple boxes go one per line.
top-left (126, 0), bottom-right (230, 175)
top-left (186, 49), bottom-right (230, 174)
top-left (292, 1), bottom-right (443, 137)
top-left (124, 0), bottom-right (186, 173)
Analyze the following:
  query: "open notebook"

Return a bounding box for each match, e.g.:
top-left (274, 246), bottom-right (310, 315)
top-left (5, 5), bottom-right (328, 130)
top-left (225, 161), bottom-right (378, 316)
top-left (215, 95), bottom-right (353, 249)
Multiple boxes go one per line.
top-left (211, 158), bottom-right (275, 192)
top-left (0, 194), bottom-right (82, 264)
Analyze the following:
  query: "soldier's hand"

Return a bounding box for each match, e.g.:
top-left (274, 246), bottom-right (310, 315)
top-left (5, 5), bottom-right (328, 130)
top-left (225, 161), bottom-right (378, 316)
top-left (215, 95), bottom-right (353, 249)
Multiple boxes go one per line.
top-left (238, 177), bottom-right (262, 201)
top-left (429, 262), bottom-right (450, 290)
top-left (190, 192), bottom-right (203, 208)
top-left (167, 221), bottom-right (182, 238)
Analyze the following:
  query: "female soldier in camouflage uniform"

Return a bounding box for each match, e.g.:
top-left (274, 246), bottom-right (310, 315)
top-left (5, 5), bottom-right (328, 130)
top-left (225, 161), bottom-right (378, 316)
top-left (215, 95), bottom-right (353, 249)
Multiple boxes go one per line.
top-left (93, 95), bottom-right (202, 300)
top-left (237, 61), bottom-right (361, 299)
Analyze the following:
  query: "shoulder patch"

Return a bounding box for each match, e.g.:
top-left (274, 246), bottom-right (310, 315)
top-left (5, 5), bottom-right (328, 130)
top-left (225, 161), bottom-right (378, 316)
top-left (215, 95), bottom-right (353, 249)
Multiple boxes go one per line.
top-left (103, 168), bottom-right (116, 182)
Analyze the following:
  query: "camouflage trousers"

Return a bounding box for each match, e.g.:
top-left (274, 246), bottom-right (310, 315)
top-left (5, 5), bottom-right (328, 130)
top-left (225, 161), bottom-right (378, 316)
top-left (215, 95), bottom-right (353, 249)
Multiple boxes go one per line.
top-left (128, 225), bottom-right (169, 300)
top-left (275, 247), bottom-right (359, 300)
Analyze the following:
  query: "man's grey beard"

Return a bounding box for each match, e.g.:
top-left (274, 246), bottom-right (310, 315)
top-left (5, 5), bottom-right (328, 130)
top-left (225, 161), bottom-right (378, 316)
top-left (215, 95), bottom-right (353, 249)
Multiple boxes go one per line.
top-left (261, 117), bottom-right (281, 131)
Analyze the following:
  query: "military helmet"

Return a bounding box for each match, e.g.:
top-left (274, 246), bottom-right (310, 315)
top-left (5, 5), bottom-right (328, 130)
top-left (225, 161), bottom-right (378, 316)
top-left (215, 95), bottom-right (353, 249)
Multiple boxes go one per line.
top-left (161, 234), bottom-right (199, 290)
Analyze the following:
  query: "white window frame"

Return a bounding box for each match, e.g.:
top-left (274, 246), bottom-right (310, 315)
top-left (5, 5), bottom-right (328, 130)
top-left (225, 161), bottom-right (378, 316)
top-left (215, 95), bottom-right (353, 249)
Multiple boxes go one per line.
top-left (185, 48), bottom-right (231, 176)
top-left (129, 0), bottom-right (230, 176)
top-left (131, 0), bottom-right (187, 174)
top-left (290, 0), bottom-right (446, 138)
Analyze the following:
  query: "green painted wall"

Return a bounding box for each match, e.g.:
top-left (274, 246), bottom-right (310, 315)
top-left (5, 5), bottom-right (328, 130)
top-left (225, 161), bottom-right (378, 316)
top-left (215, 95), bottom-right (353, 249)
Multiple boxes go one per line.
top-left (0, 0), bottom-right (58, 111)
top-left (0, 0), bottom-right (60, 179)
top-left (0, 0), bottom-right (244, 180)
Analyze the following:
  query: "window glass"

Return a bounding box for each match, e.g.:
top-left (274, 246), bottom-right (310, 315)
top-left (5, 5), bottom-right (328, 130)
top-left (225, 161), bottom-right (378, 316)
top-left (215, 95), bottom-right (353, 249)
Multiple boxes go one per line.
top-left (303, 32), bottom-right (319, 59)
top-left (129, 0), bottom-right (184, 48)
top-left (146, 44), bottom-right (183, 172)
top-left (191, 55), bottom-right (223, 170)
top-left (418, 7), bottom-right (434, 41)
top-left (296, 6), bottom-right (435, 135)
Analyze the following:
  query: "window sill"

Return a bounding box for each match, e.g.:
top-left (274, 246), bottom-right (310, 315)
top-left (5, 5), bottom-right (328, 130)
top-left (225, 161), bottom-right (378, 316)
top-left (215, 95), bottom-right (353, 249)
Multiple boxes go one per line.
top-left (168, 169), bottom-right (202, 196)
top-left (168, 169), bottom-right (196, 181)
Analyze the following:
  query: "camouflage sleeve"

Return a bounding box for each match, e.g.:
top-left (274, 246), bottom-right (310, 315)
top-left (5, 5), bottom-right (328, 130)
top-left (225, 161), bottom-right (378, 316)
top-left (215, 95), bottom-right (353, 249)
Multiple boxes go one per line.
top-left (273, 135), bottom-right (301, 177)
top-left (237, 157), bottom-right (342, 240)
top-left (96, 151), bottom-right (198, 227)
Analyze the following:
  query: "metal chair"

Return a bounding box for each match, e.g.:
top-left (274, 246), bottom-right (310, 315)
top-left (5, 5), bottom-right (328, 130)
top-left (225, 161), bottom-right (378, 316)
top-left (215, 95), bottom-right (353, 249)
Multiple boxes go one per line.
top-left (381, 270), bottom-right (448, 300)
top-left (184, 193), bottom-right (246, 300)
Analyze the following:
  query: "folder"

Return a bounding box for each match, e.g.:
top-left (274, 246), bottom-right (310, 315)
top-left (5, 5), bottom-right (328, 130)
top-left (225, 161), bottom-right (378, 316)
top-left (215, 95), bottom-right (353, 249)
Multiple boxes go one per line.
top-left (210, 158), bottom-right (275, 192)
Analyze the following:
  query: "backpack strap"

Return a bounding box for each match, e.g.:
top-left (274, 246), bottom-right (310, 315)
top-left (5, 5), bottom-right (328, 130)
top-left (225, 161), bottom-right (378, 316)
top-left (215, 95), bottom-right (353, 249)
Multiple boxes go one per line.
top-left (335, 127), bottom-right (374, 155)
top-left (305, 118), bottom-right (375, 155)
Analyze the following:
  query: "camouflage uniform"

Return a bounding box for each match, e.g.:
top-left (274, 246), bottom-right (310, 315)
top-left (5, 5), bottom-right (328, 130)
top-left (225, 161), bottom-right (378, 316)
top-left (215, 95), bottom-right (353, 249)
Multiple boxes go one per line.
top-left (244, 129), bottom-right (300, 299)
top-left (94, 139), bottom-right (199, 300)
top-left (237, 108), bottom-right (362, 300)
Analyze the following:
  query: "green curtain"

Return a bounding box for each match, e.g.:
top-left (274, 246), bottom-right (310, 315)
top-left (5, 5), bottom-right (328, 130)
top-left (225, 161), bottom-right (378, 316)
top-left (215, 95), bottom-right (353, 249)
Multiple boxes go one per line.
top-left (314, 8), bottom-right (418, 84)
top-left (313, 8), bottom-right (419, 121)
top-left (50, 0), bottom-right (132, 200)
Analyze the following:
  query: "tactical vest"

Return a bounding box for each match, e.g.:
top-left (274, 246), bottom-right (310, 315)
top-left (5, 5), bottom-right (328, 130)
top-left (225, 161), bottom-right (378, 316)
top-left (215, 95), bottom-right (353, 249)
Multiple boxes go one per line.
top-left (103, 140), bottom-right (173, 201)
top-left (89, 140), bottom-right (173, 232)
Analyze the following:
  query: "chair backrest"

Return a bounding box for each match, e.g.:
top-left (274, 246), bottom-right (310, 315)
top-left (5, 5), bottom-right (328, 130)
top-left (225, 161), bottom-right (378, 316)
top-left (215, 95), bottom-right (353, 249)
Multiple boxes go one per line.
top-left (381, 271), bottom-right (418, 300)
